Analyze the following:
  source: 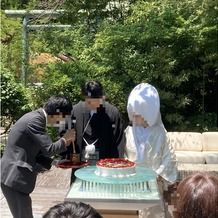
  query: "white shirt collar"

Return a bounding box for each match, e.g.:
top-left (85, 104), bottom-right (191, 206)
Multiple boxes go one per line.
top-left (90, 110), bottom-right (96, 117)
top-left (42, 108), bottom-right (47, 125)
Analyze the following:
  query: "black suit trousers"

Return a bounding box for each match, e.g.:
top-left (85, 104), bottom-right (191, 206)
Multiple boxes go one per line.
top-left (1, 183), bottom-right (33, 218)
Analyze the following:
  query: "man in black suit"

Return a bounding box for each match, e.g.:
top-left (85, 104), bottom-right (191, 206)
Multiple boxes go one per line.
top-left (1, 95), bottom-right (75, 218)
top-left (68, 81), bottom-right (124, 184)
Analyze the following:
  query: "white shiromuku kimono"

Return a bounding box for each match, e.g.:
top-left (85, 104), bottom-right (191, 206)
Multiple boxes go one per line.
top-left (124, 124), bottom-right (178, 184)
top-left (124, 83), bottom-right (178, 218)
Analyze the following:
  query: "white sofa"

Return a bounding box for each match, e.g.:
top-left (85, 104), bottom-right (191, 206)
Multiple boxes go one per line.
top-left (167, 132), bottom-right (218, 180)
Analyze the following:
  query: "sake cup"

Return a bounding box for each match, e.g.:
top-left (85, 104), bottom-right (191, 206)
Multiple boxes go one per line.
top-left (70, 153), bottom-right (80, 164)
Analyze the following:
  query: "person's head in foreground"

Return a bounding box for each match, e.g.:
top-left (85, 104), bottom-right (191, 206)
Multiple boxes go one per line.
top-left (127, 83), bottom-right (162, 128)
top-left (173, 172), bottom-right (218, 218)
top-left (42, 201), bottom-right (103, 218)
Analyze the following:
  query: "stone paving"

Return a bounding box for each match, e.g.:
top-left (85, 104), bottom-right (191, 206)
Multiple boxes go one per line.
top-left (0, 166), bottom-right (72, 218)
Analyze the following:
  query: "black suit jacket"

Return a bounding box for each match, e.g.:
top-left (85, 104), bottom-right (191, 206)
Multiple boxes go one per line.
top-left (0, 108), bottom-right (67, 194)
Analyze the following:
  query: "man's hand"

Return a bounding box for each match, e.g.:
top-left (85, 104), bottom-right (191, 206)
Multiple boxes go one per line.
top-left (62, 129), bottom-right (76, 146)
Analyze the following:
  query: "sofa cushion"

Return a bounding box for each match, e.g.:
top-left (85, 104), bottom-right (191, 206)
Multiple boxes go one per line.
top-left (178, 164), bottom-right (218, 181)
top-left (203, 152), bottom-right (218, 164)
top-left (167, 132), bottom-right (202, 151)
top-left (175, 151), bottom-right (206, 164)
top-left (202, 132), bottom-right (218, 151)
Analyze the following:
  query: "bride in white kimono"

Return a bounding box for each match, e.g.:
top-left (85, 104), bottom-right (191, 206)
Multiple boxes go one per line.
top-left (124, 83), bottom-right (178, 218)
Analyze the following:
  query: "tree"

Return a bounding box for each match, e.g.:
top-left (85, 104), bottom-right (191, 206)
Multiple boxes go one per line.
top-left (1, 67), bottom-right (33, 133)
top-left (1, 12), bottom-right (23, 79)
top-left (82, 0), bottom-right (217, 131)
top-left (1, 0), bottom-right (217, 131)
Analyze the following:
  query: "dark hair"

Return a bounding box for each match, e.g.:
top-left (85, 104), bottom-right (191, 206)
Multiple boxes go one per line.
top-left (81, 81), bottom-right (104, 98)
top-left (42, 202), bottom-right (103, 218)
top-left (43, 95), bottom-right (72, 115)
top-left (173, 172), bottom-right (218, 218)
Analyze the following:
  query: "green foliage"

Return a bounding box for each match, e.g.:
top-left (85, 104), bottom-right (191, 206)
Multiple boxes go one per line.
top-left (170, 112), bottom-right (218, 132)
top-left (46, 126), bottom-right (59, 141)
top-left (1, 0), bottom-right (28, 9)
top-left (1, 0), bottom-right (217, 132)
top-left (31, 61), bottom-right (86, 106)
top-left (1, 67), bottom-right (33, 122)
top-left (81, 0), bottom-right (217, 130)
top-left (1, 12), bottom-right (23, 78)
top-left (61, 0), bottom-right (130, 29)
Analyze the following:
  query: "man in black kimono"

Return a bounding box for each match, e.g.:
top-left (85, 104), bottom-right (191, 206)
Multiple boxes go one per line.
top-left (69, 81), bottom-right (124, 184)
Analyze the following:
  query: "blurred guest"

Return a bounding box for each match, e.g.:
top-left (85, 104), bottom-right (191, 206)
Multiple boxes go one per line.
top-left (173, 172), bottom-right (218, 218)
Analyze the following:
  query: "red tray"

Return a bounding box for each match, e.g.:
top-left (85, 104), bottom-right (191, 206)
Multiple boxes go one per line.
top-left (58, 161), bottom-right (90, 169)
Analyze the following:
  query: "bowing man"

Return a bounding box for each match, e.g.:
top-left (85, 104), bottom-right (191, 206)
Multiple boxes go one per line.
top-left (1, 95), bottom-right (75, 218)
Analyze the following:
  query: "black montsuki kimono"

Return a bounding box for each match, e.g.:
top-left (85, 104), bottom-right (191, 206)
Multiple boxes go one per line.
top-left (69, 101), bottom-right (124, 183)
